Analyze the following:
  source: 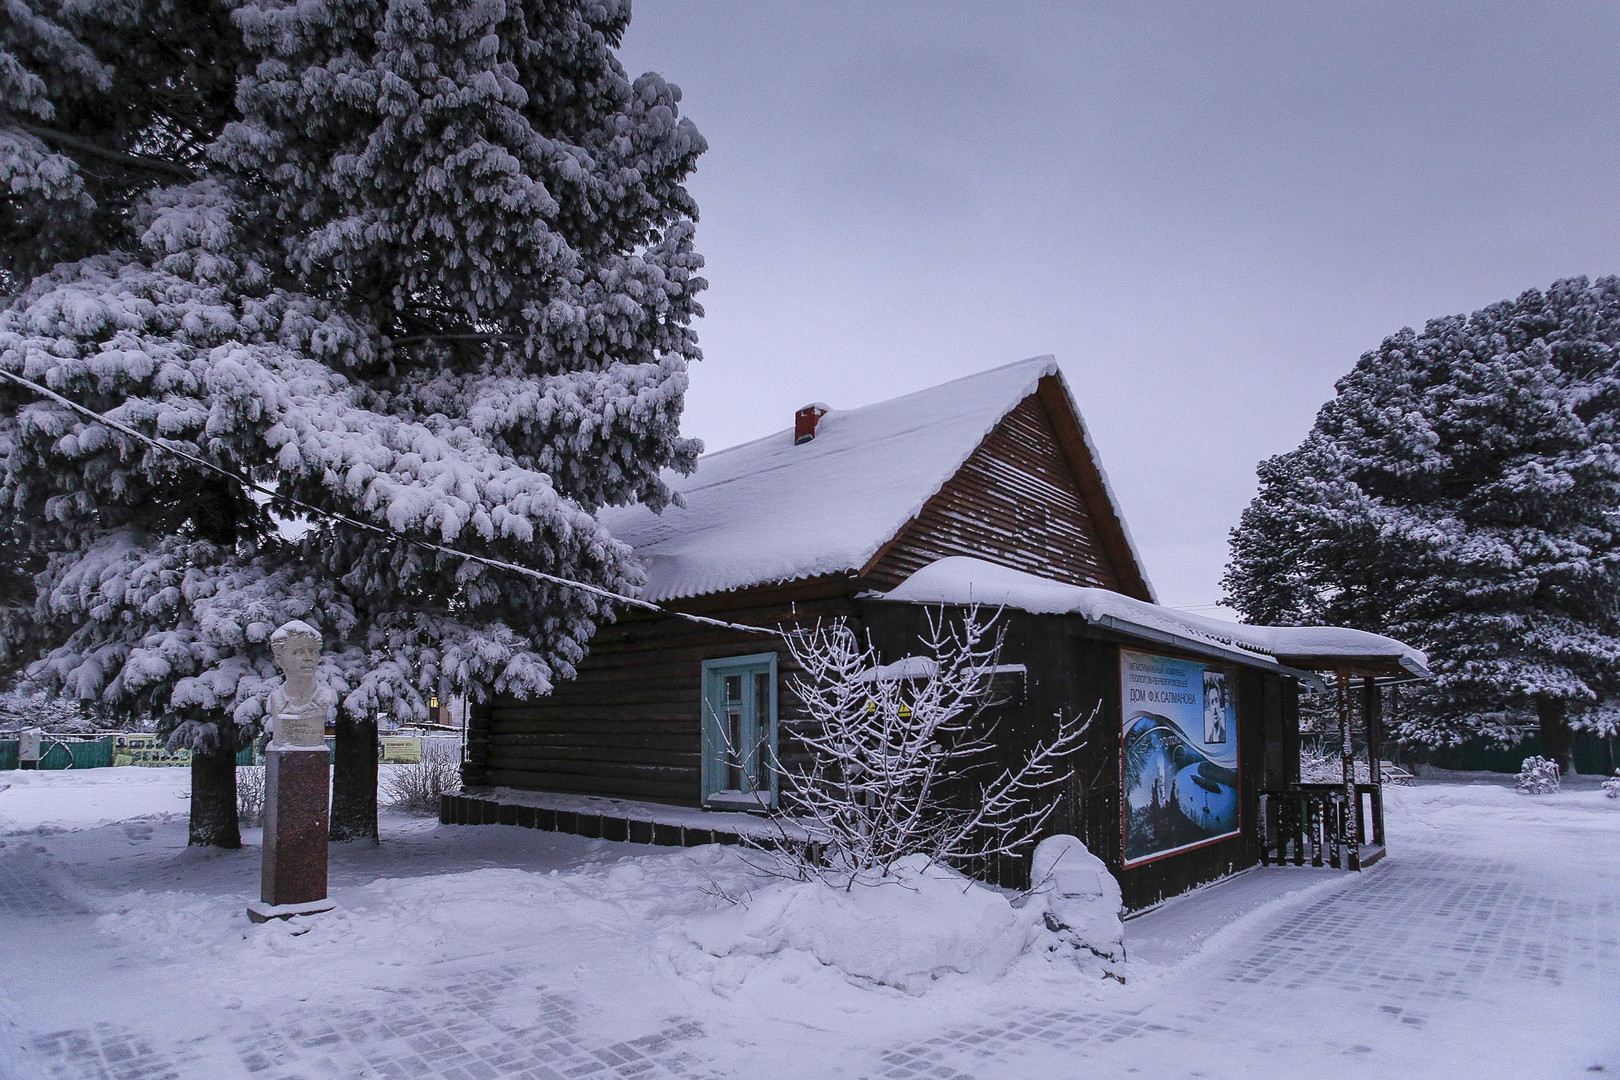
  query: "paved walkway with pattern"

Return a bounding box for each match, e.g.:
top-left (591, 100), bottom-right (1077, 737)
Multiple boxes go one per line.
top-left (5, 782), bottom-right (1617, 1080)
top-left (870, 847), bottom-right (1620, 1079)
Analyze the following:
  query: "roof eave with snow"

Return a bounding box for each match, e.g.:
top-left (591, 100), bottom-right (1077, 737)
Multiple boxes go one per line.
top-left (872, 557), bottom-right (1429, 685)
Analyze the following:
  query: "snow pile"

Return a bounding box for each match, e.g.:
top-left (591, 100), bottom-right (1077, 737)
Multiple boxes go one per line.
top-left (1604, 773), bottom-right (1620, 799)
top-left (1516, 756), bottom-right (1561, 794)
top-left (684, 855), bottom-right (1041, 993)
top-left (1025, 835), bottom-right (1126, 981)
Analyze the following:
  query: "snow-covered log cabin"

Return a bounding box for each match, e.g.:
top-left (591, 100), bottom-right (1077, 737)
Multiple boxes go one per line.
top-left (450, 357), bottom-right (1429, 909)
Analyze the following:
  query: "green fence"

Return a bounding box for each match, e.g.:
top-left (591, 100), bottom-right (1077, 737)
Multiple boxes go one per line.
top-left (1305, 729), bottom-right (1620, 775)
top-left (0, 735), bottom-right (117, 770)
top-left (2, 732), bottom-right (437, 770)
top-left (1413, 732), bottom-right (1618, 775)
top-left (0, 736), bottom-right (112, 769)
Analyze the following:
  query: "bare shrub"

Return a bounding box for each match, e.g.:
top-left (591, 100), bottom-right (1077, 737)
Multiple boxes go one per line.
top-left (1299, 740), bottom-right (1342, 784)
top-left (758, 608), bottom-right (1091, 886)
top-left (1299, 741), bottom-right (1411, 785)
top-left (237, 765), bottom-right (265, 827)
top-left (383, 742), bottom-right (462, 814)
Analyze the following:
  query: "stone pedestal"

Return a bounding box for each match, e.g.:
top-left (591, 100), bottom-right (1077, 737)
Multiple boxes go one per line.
top-left (250, 746), bottom-right (332, 922)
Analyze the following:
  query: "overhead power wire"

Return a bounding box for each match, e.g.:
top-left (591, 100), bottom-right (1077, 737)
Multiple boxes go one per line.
top-left (0, 368), bottom-right (783, 639)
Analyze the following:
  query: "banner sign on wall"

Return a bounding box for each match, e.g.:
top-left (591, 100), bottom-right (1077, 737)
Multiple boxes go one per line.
top-left (378, 736), bottom-right (423, 764)
top-left (1120, 650), bottom-right (1240, 865)
top-left (113, 733), bottom-right (191, 767)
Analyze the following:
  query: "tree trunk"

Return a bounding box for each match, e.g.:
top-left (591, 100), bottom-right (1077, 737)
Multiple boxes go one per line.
top-left (330, 714), bottom-right (378, 842)
top-left (188, 721), bottom-right (241, 848)
top-left (1537, 695), bottom-right (1575, 776)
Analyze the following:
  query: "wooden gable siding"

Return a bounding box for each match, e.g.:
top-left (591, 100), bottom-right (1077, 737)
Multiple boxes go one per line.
top-left (470, 577), bottom-right (857, 805)
top-left (861, 390), bottom-right (1127, 592)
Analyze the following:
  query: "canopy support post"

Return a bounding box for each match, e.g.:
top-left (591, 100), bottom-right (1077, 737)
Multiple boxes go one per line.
top-left (1337, 668), bottom-right (1360, 871)
top-left (1363, 678), bottom-right (1384, 848)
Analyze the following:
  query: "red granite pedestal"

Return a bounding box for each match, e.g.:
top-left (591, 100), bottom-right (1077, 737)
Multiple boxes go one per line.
top-left (248, 746), bottom-right (333, 923)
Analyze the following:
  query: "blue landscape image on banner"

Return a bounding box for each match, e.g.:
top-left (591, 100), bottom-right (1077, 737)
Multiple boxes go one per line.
top-left (1121, 650), bottom-right (1240, 864)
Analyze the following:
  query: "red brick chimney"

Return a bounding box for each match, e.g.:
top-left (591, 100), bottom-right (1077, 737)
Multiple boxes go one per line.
top-left (794, 403), bottom-right (829, 445)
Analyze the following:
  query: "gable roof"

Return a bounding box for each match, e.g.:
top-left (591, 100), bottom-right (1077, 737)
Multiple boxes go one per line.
top-left (601, 356), bottom-right (1155, 603)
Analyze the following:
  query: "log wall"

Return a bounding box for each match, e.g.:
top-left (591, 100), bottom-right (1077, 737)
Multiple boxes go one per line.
top-left (469, 577), bottom-right (858, 805)
top-left (860, 605), bottom-right (1297, 909)
top-left (863, 392), bottom-right (1130, 592)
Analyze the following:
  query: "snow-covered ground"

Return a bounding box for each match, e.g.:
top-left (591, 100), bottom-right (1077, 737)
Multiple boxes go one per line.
top-left (0, 770), bottom-right (1616, 1079)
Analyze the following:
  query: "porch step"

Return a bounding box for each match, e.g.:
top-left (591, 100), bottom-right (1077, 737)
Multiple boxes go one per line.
top-left (439, 787), bottom-right (804, 849)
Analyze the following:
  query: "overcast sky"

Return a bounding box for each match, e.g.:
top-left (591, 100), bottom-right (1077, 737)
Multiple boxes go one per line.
top-left (616, 2), bottom-right (1620, 612)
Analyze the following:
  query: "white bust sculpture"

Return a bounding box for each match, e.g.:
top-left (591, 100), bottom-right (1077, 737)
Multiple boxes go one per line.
top-left (266, 621), bottom-right (333, 749)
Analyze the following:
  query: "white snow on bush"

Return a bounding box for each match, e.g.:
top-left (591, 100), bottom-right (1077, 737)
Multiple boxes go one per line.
top-left (684, 855), bottom-right (1041, 993)
top-left (1516, 756), bottom-right (1562, 794)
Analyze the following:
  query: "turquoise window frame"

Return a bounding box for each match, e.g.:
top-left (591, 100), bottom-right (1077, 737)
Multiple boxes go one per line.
top-left (699, 652), bottom-right (779, 809)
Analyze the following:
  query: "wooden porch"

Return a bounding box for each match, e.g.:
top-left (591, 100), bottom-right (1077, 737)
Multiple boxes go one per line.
top-left (1259, 783), bottom-right (1385, 869)
top-left (439, 786), bottom-right (805, 849)
top-left (1253, 654), bottom-right (1417, 873)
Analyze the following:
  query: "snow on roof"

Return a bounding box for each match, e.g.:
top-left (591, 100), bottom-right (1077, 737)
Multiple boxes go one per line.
top-left (602, 356), bottom-right (1151, 603)
top-left (877, 557), bottom-right (1430, 679)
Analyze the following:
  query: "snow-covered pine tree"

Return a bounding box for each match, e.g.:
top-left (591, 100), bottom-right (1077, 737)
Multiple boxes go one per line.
top-left (1223, 278), bottom-right (1620, 772)
top-left (3, 0), bottom-right (259, 842)
top-left (1, 0), bottom-right (705, 845)
top-left (213, 0), bottom-right (705, 839)
top-left (0, 0), bottom-right (240, 289)
top-left (0, 685), bottom-right (99, 732)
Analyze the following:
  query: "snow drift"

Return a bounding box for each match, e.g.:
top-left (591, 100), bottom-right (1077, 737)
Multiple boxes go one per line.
top-left (684, 840), bottom-right (1126, 994)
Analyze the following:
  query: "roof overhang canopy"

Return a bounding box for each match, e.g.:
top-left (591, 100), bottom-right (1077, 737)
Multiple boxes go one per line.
top-left (872, 557), bottom-right (1431, 683)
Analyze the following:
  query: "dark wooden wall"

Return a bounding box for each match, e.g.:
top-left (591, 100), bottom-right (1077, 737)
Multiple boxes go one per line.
top-left (862, 392), bottom-right (1130, 593)
top-left (467, 577), bottom-right (859, 805)
top-left (473, 589), bottom-right (1301, 909)
top-left (860, 604), bottom-right (1297, 910)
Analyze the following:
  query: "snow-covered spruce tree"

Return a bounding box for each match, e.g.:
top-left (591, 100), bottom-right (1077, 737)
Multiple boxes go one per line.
top-left (762, 610), bottom-right (1091, 886)
top-left (0, 0), bottom-right (240, 290)
top-left (214, 0), bottom-right (704, 840)
top-left (0, 0), bottom-right (705, 845)
top-left (0, 685), bottom-right (96, 732)
top-left (1223, 278), bottom-right (1620, 772)
top-left (3, 0), bottom-right (257, 841)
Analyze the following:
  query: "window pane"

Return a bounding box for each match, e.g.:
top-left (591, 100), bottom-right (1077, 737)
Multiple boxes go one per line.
top-left (703, 658), bottom-right (777, 802)
top-left (752, 672), bottom-right (772, 790)
top-left (726, 708), bottom-right (743, 789)
top-left (753, 672), bottom-right (770, 722)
